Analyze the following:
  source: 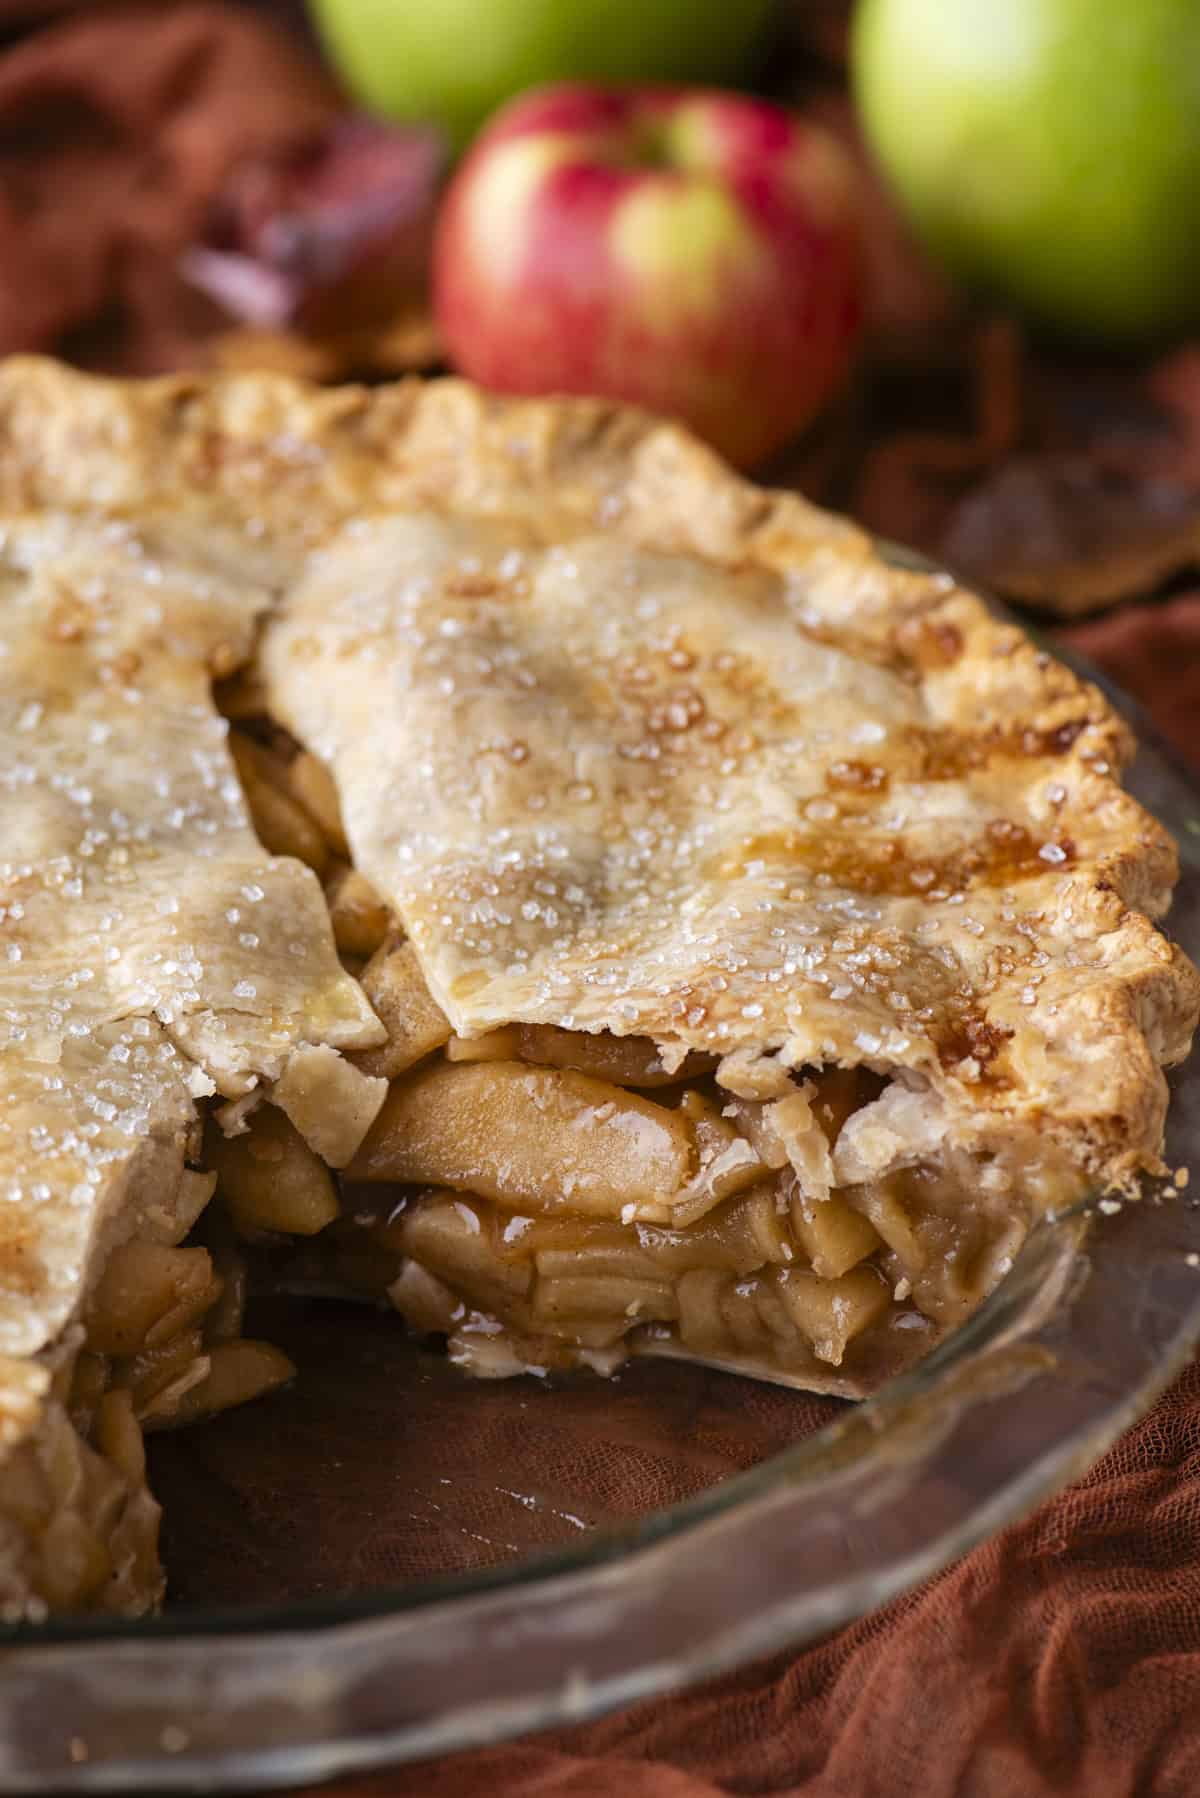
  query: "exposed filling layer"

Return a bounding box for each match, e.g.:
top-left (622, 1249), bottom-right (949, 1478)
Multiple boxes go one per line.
top-left (329, 1071), bottom-right (1069, 1389)
top-left (219, 718), bottom-right (1086, 1391)
top-left (0, 1217), bottom-right (290, 1616)
top-left (7, 711), bottom-right (1089, 1616)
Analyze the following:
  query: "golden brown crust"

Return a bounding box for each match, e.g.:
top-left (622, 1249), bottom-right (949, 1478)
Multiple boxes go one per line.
top-left (0, 356), bottom-right (1192, 1203)
top-left (0, 505), bottom-right (381, 1365)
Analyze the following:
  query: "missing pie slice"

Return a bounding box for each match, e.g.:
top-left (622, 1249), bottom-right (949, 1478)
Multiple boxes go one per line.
top-left (0, 358), bottom-right (1194, 1617)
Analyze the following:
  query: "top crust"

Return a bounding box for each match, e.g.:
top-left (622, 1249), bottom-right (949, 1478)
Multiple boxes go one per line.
top-left (0, 356), bottom-right (1195, 1291)
top-left (0, 370), bottom-right (390, 1405)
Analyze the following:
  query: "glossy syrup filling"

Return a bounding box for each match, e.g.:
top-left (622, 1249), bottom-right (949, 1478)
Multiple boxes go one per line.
top-left (212, 712), bottom-right (1084, 1395)
top-left (326, 1065), bottom-right (1073, 1390)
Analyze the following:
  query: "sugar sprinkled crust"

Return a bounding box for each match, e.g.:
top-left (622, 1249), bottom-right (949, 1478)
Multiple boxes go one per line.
top-left (0, 380), bottom-right (388, 1451)
top-left (0, 359), bottom-right (1194, 1175)
top-left (0, 355), bottom-right (1194, 1453)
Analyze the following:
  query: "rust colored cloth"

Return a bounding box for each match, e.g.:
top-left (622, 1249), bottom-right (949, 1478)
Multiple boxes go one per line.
top-left (335, 1380), bottom-right (1200, 1798)
top-left (0, 2), bottom-right (337, 370)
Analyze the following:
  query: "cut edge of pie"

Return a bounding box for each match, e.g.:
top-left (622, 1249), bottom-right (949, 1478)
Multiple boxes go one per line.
top-left (0, 356), bottom-right (1193, 1619)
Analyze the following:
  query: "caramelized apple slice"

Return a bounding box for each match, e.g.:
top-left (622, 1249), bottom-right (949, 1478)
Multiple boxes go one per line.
top-left (288, 751), bottom-right (350, 857)
top-left (719, 1096), bottom-right (791, 1170)
top-left (124, 1328), bottom-right (209, 1421)
top-left (788, 1185), bottom-right (881, 1279)
top-left (669, 1089), bottom-right (765, 1225)
top-left (349, 1060), bottom-right (696, 1219)
top-left (675, 1263), bottom-right (889, 1370)
top-left (84, 1242), bottom-right (218, 1358)
top-left (94, 1389), bottom-right (146, 1487)
top-left (514, 1025), bottom-right (715, 1087)
top-left (770, 1264), bottom-right (890, 1365)
top-left (397, 1194), bottom-right (533, 1313)
top-left (530, 1182), bottom-right (792, 1280)
top-left (352, 938), bottom-right (452, 1078)
top-left (531, 1272), bottom-right (677, 1330)
top-left (228, 731), bottom-right (329, 873)
top-left (166, 1341), bottom-right (295, 1427)
top-left (386, 1259), bottom-right (464, 1335)
top-left (325, 862), bottom-right (391, 958)
top-left (207, 1106), bottom-right (339, 1237)
top-left (810, 1067), bottom-right (868, 1147)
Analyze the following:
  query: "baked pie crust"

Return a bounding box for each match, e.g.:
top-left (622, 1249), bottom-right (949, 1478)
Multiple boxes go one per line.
top-left (0, 357), bottom-right (1194, 1616)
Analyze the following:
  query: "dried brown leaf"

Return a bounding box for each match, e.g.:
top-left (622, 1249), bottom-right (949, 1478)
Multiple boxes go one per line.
top-left (182, 116), bottom-right (445, 336)
top-left (850, 319), bottom-right (1023, 551)
top-left (1059, 591), bottom-right (1200, 767)
top-left (941, 459), bottom-right (1200, 616)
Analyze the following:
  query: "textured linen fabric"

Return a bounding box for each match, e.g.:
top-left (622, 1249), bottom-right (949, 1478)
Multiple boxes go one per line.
top-left (344, 1365), bottom-right (1200, 1798)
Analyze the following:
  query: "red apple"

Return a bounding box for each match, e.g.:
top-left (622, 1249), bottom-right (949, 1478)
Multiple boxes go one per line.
top-left (433, 83), bottom-right (863, 468)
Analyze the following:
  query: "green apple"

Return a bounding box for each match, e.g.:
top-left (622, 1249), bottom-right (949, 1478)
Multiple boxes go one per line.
top-left (311, 0), bottom-right (773, 150)
top-left (852, 0), bottom-right (1200, 342)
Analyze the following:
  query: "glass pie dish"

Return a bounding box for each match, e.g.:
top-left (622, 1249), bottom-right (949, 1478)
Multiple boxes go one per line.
top-left (0, 556), bottom-right (1198, 1796)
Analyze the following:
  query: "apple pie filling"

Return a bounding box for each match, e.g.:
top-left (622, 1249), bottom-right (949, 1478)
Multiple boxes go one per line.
top-left (197, 718), bottom-right (1087, 1396)
top-left (330, 1057), bottom-right (1077, 1390)
top-left (0, 1216), bottom-right (291, 1616)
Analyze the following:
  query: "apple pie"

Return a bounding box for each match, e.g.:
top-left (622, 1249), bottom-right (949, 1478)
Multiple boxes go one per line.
top-left (0, 357), bottom-right (1193, 1617)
